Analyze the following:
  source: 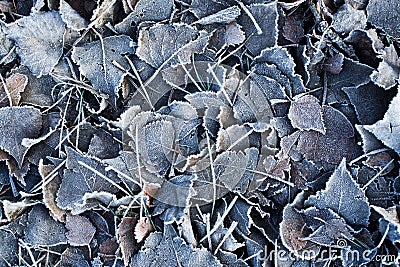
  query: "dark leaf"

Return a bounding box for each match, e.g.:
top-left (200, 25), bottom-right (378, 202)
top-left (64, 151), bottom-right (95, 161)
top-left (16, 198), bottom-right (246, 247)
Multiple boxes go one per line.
top-left (297, 106), bottom-right (354, 164)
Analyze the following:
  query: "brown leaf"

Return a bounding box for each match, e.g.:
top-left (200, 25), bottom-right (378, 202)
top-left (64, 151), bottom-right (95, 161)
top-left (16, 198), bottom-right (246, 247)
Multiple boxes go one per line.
top-left (40, 161), bottom-right (66, 222)
top-left (117, 216), bottom-right (140, 266)
top-left (134, 217), bottom-right (153, 243)
top-left (0, 73), bottom-right (27, 108)
top-left (283, 15), bottom-right (304, 43)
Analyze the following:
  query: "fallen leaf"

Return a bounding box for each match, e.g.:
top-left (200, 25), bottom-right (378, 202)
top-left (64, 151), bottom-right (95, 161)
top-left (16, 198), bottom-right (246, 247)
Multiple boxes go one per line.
top-left (5, 11), bottom-right (66, 77)
top-left (305, 159), bottom-right (370, 227)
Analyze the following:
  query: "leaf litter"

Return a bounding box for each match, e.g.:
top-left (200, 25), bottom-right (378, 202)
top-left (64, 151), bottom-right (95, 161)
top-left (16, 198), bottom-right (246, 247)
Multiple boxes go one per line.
top-left (0, 0), bottom-right (399, 266)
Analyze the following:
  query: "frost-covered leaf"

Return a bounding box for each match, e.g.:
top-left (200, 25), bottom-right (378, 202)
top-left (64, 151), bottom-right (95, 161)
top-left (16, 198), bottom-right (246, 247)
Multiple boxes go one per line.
top-left (13, 66), bottom-right (56, 107)
top-left (131, 224), bottom-right (222, 267)
top-left (283, 15), bottom-right (304, 44)
top-left (59, 0), bottom-right (88, 31)
top-left (115, 0), bottom-right (174, 35)
top-left (189, 0), bottom-right (227, 18)
top-left (6, 11), bottom-right (65, 76)
top-left (59, 247), bottom-right (90, 267)
top-left (370, 44), bottom-right (399, 90)
top-left (326, 58), bottom-right (373, 104)
top-left (216, 125), bottom-right (254, 152)
top-left (135, 217), bottom-right (153, 243)
top-left (186, 92), bottom-right (230, 137)
top-left (0, 73), bottom-right (27, 107)
top-left (367, 0), bottom-right (400, 38)
top-left (280, 204), bottom-right (320, 259)
top-left (225, 22), bottom-right (246, 46)
top-left (297, 106), bottom-right (354, 164)
top-left (56, 148), bottom-right (119, 214)
top-left (65, 214), bottom-right (96, 246)
top-left (117, 216), bottom-right (140, 266)
top-left (228, 199), bottom-right (252, 236)
top-left (288, 95), bottom-right (325, 134)
top-left (72, 35), bottom-right (135, 106)
top-left (214, 148), bottom-right (259, 194)
top-left (305, 159), bottom-right (370, 227)
top-left (195, 218), bottom-right (244, 253)
top-left (0, 107), bottom-right (42, 166)
top-left (238, 2), bottom-right (278, 56)
top-left (24, 205), bottom-right (67, 246)
top-left (343, 83), bottom-right (396, 125)
top-left (255, 46), bottom-right (306, 97)
top-left (90, 0), bottom-right (118, 27)
top-left (39, 162), bottom-right (66, 222)
top-left (0, 24), bottom-right (15, 64)
top-left (233, 73), bottom-right (275, 130)
top-left (324, 53), bottom-right (344, 75)
top-left (355, 124), bottom-right (384, 153)
top-left (136, 24), bottom-right (209, 69)
top-left (215, 251), bottom-right (248, 267)
top-left (364, 91), bottom-right (400, 155)
top-left (153, 175), bottom-right (194, 222)
top-left (0, 229), bottom-right (18, 266)
top-left (194, 6), bottom-right (241, 25)
top-left (301, 207), bottom-right (353, 247)
top-left (331, 4), bottom-right (367, 34)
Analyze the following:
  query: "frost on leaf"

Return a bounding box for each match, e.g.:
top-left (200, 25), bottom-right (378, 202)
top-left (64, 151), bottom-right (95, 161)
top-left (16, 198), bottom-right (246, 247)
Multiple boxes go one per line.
top-left (56, 147), bottom-right (120, 214)
top-left (228, 199), bottom-right (253, 236)
top-left (59, 0), bottom-right (88, 31)
top-left (297, 106), bottom-right (354, 164)
top-left (255, 46), bottom-right (306, 97)
top-left (24, 205), bottom-right (67, 246)
top-left (217, 125), bottom-right (254, 152)
top-left (343, 83), bottom-right (396, 125)
top-left (370, 44), bottom-right (399, 90)
top-left (115, 0), bottom-right (174, 34)
top-left (367, 0), bottom-right (400, 38)
top-left (214, 148), bottom-right (259, 194)
top-left (153, 175), bottom-right (195, 222)
top-left (0, 73), bottom-right (27, 107)
top-left (13, 66), bottom-right (56, 107)
top-left (59, 247), bottom-right (90, 267)
top-left (136, 24), bottom-right (209, 69)
top-left (65, 214), bottom-right (96, 246)
top-left (189, 0), bottom-right (227, 18)
top-left (117, 216), bottom-right (140, 266)
top-left (5, 11), bottom-right (65, 77)
top-left (39, 162), bottom-right (66, 222)
top-left (305, 159), bottom-right (370, 227)
top-left (288, 95), bottom-right (325, 134)
top-left (72, 35), bottom-right (135, 106)
top-left (301, 207), bottom-right (353, 247)
top-left (280, 204), bottom-right (320, 259)
top-left (186, 92), bottom-right (230, 137)
top-left (130, 224), bottom-right (222, 267)
top-left (238, 2), bottom-right (278, 56)
top-left (0, 229), bottom-right (18, 266)
top-left (0, 24), bottom-right (15, 64)
top-left (0, 107), bottom-right (42, 166)
top-left (364, 91), bottom-right (400, 155)
top-left (194, 6), bottom-right (241, 25)
top-left (331, 4), bottom-right (367, 34)
top-left (225, 22), bottom-right (246, 47)
top-left (326, 58), bottom-right (373, 104)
